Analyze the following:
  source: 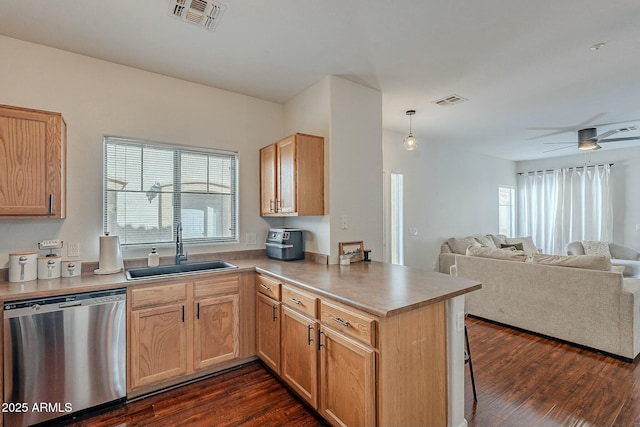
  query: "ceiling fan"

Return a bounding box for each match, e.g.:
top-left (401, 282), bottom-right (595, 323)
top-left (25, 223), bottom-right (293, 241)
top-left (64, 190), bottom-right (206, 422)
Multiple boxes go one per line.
top-left (543, 126), bottom-right (640, 153)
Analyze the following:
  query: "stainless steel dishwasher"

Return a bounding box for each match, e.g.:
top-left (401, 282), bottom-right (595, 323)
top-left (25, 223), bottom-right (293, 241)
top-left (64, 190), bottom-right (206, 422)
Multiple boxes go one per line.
top-left (3, 288), bottom-right (126, 427)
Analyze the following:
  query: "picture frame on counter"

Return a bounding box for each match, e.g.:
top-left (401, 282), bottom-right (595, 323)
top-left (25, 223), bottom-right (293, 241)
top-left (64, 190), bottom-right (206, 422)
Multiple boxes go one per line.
top-left (338, 241), bottom-right (364, 263)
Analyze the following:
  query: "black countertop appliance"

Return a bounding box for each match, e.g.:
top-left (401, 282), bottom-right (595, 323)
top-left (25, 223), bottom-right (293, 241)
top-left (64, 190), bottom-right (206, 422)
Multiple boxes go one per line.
top-left (265, 228), bottom-right (304, 261)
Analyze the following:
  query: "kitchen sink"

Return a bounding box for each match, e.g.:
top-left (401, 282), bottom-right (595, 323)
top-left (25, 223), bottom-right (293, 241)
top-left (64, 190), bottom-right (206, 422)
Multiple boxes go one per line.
top-left (125, 260), bottom-right (238, 280)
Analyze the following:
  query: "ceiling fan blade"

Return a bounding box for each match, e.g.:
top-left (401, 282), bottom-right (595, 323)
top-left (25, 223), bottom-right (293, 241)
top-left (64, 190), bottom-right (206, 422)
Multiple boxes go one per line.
top-left (600, 136), bottom-right (640, 143)
top-left (594, 129), bottom-right (619, 141)
top-left (543, 145), bottom-right (572, 153)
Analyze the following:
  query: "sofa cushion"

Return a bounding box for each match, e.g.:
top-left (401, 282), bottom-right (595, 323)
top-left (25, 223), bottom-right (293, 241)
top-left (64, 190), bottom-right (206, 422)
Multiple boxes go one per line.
top-left (447, 237), bottom-right (480, 254)
top-left (466, 245), bottom-right (527, 262)
top-left (582, 240), bottom-right (612, 259)
top-left (506, 236), bottom-right (538, 256)
top-left (531, 253), bottom-right (612, 271)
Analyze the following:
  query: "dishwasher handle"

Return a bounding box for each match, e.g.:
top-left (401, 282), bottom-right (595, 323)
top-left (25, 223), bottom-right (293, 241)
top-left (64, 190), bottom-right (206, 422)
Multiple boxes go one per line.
top-left (59, 301), bottom-right (83, 309)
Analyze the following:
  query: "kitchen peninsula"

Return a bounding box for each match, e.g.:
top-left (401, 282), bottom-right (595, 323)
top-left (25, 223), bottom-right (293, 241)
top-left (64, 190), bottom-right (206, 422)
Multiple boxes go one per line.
top-left (0, 257), bottom-right (480, 427)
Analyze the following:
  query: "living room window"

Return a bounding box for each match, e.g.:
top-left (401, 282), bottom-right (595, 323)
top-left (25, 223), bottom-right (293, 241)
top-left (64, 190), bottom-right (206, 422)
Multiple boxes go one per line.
top-left (498, 186), bottom-right (515, 237)
top-left (103, 136), bottom-right (238, 246)
top-left (516, 164), bottom-right (612, 254)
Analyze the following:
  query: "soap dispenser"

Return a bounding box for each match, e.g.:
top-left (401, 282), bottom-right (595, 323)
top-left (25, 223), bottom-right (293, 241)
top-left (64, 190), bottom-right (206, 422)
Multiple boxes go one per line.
top-left (148, 247), bottom-right (160, 267)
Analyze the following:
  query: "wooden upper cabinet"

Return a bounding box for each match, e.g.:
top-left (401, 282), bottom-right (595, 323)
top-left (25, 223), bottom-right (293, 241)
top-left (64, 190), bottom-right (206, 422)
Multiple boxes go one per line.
top-left (259, 133), bottom-right (324, 217)
top-left (0, 104), bottom-right (66, 218)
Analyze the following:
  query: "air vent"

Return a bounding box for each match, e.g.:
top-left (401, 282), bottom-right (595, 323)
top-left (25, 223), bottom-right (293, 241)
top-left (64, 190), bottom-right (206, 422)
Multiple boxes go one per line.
top-left (433, 94), bottom-right (468, 107)
top-left (169, 0), bottom-right (226, 31)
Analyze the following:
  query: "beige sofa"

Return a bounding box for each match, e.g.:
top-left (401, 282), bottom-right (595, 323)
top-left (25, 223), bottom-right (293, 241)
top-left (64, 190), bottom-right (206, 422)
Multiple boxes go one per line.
top-left (566, 240), bottom-right (640, 278)
top-left (451, 250), bottom-right (640, 360)
top-left (439, 234), bottom-right (538, 274)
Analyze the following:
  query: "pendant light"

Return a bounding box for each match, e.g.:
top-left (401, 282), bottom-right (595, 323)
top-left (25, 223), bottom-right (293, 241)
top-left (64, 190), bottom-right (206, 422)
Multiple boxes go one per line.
top-left (403, 110), bottom-right (417, 150)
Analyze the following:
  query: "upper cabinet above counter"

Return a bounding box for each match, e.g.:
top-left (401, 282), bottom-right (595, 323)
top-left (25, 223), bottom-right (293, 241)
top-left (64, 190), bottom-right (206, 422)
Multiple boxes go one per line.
top-left (0, 104), bottom-right (67, 219)
top-left (260, 133), bottom-right (324, 217)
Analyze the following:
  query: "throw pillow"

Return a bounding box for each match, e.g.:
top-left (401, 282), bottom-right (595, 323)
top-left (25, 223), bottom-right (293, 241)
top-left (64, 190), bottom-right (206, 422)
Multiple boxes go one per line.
top-left (531, 253), bottom-right (612, 271)
top-left (501, 242), bottom-right (524, 251)
top-left (489, 234), bottom-right (507, 247)
top-left (447, 237), bottom-right (480, 255)
top-left (466, 245), bottom-right (527, 262)
top-left (506, 236), bottom-right (539, 256)
top-left (474, 235), bottom-right (497, 248)
top-left (582, 240), bottom-right (612, 259)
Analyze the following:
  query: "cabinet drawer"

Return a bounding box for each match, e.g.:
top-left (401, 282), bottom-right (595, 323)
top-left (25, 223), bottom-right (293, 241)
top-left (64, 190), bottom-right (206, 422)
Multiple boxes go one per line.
top-left (194, 275), bottom-right (239, 298)
top-left (282, 285), bottom-right (317, 318)
top-left (131, 282), bottom-right (188, 309)
top-left (256, 274), bottom-right (281, 300)
top-left (320, 300), bottom-right (376, 347)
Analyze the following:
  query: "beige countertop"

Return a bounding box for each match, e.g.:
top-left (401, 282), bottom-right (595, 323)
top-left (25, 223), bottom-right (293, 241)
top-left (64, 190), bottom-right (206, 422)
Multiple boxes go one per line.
top-left (254, 259), bottom-right (480, 317)
top-left (0, 258), bottom-right (480, 317)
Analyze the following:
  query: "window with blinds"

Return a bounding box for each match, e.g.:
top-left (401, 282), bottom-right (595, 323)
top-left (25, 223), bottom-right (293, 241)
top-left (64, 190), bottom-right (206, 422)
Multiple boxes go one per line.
top-left (103, 137), bottom-right (238, 246)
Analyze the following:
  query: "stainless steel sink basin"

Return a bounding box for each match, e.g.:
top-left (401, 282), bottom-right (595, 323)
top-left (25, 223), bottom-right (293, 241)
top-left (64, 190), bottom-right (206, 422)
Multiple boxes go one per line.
top-left (125, 260), bottom-right (238, 280)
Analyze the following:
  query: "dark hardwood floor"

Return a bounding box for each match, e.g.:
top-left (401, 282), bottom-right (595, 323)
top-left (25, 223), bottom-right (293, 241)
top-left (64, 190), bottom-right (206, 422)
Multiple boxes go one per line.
top-left (464, 316), bottom-right (640, 427)
top-left (61, 317), bottom-right (640, 427)
top-left (61, 364), bottom-right (327, 427)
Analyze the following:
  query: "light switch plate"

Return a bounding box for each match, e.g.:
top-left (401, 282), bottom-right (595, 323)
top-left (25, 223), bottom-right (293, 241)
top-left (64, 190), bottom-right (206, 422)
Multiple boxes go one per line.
top-left (68, 242), bottom-right (80, 257)
top-left (246, 233), bottom-right (257, 245)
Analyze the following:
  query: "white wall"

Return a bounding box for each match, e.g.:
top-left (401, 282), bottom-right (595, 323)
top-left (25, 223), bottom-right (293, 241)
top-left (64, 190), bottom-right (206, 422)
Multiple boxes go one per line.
top-left (383, 129), bottom-right (517, 270)
top-left (284, 76), bottom-right (384, 263)
top-left (517, 146), bottom-right (640, 250)
top-left (328, 76), bottom-right (383, 263)
top-left (282, 77), bottom-right (331, 255)
top-left (0, 35), bottom-right (283, 267)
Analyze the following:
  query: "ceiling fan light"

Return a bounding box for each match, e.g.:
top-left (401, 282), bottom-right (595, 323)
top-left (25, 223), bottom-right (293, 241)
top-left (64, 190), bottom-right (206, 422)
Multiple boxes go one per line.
top-left (403, 134), bottom-right (417, 150)
top-left (579, 140), bottom-right (600, 151)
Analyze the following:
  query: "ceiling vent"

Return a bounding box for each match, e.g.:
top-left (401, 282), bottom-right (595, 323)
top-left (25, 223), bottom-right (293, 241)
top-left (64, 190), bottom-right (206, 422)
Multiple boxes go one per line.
top-left (169, 0), bottom-right (226, 31)
top-left (433, 94), bottom-right (468, 107)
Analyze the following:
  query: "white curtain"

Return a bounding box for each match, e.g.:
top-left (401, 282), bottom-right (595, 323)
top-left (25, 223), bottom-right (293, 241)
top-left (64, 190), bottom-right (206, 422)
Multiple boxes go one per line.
top-left (517, 164), bottom-right (612, 254)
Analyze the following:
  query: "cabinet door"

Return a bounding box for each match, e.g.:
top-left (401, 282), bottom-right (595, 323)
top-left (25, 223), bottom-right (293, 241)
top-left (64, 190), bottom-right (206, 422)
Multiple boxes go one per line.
top-left (256, 293), bottom-right (281, 373)
top-left (319, 326), bottom-right (376, 427)
top-left (260, 144), bottom-right (278, 215)
top-left (130, 303), bottom-right (188, 390)
top-left (0, 107), bottom-right (65, 217)
top-left (277, 137), bottom-right (296, 214)
top-left (194, 294), bottom-right (240, 370)
top-left (281, 306), bottom-right (318, 408)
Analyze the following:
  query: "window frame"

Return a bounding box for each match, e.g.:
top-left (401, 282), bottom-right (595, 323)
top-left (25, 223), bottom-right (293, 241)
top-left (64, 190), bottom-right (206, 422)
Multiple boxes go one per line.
top-left (498, 185), bottom-right (515, 237)
top-left (102, 136), bottom-right (239, 247)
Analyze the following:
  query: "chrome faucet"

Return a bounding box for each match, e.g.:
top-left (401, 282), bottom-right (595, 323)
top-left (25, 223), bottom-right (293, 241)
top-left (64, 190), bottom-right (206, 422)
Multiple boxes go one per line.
top-left (175, 220), bottom-right (188, 265)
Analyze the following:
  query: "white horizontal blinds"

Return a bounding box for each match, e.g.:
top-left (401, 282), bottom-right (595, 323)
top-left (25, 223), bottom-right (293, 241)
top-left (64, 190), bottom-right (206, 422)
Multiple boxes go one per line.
top-left (104, 137), bottom-right (238, 245)
top-left (180, 150), bottom-right (237, 242)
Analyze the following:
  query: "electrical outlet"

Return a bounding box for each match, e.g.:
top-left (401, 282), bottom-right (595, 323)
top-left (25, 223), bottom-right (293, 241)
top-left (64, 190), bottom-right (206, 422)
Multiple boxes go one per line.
top-left (340, 215), bottom-right (349, 230)
top-left (246, 233), bottom-right (257, 245)
top-left (68, 242), bottom-right (80, 257)
top-left (456, 311), bottom-right (465, 333)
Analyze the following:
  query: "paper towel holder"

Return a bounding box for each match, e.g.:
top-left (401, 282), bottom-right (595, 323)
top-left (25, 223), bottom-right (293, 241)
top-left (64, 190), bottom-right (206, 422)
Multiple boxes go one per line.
top-left (94, 232), bottom-right (124, 275)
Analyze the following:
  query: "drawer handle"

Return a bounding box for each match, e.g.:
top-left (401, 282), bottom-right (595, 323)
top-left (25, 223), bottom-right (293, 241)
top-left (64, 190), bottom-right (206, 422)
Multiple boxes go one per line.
top-left (288, 297), bottom-right (302, 305)
top-left (332, 317), bottom-right (350, 327)
top-left (260, 283), bottom-right (271, 291)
